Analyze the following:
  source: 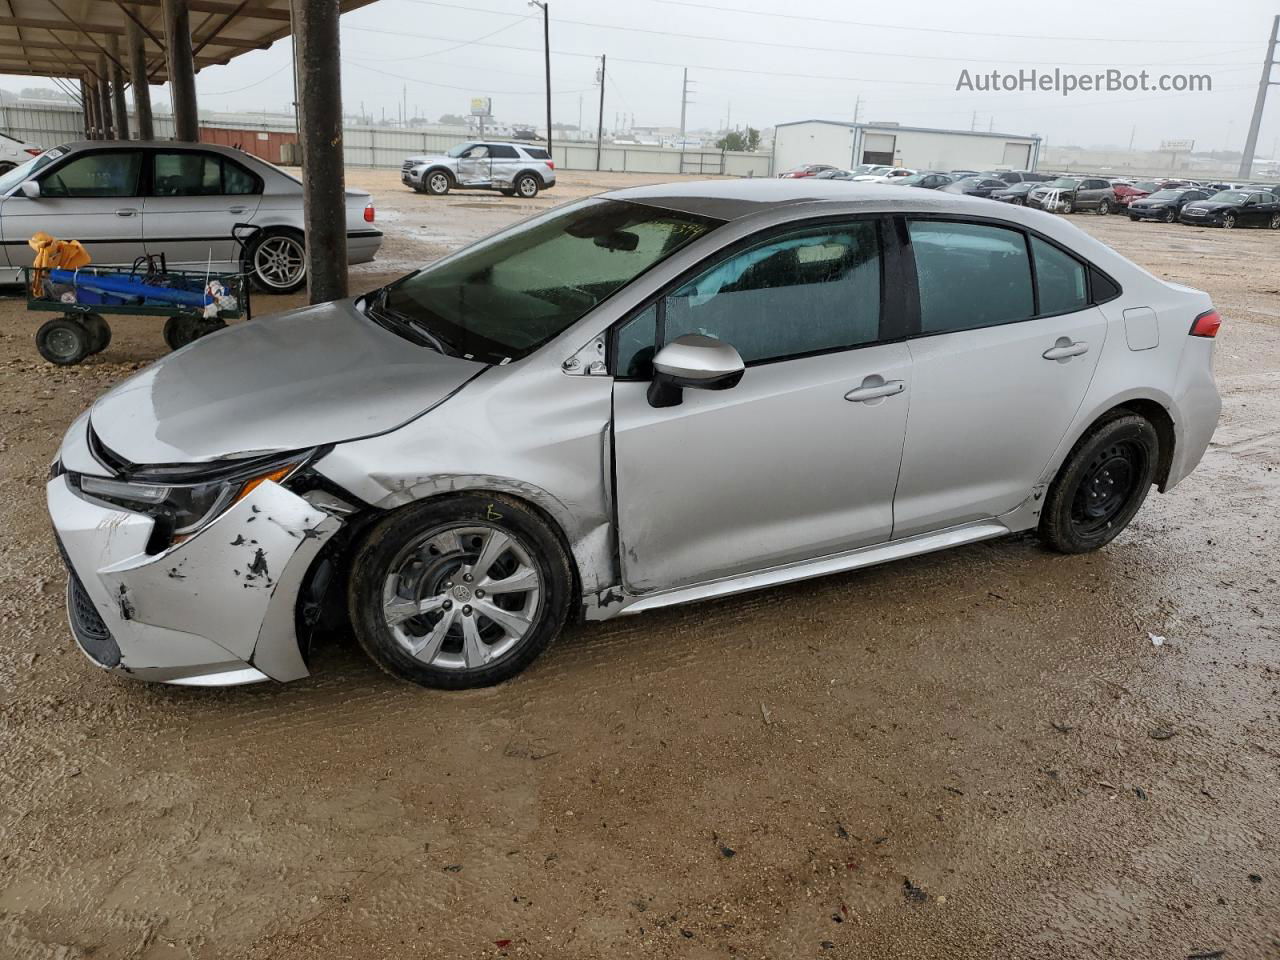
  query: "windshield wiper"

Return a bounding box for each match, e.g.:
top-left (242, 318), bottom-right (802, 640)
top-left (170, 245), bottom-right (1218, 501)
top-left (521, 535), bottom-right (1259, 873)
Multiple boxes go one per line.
top-left (364, 286), bottom-right (458, 357)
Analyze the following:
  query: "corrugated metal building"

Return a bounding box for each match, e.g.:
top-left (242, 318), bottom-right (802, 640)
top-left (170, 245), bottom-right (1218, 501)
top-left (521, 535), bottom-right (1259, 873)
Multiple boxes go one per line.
top-left (773, 120), bottom-right (1042, 174)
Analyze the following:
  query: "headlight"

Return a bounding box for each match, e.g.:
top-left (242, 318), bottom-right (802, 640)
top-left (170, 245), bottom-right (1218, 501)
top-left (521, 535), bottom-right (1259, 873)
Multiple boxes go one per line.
top-left (75, 452), bottom-right (311, 543)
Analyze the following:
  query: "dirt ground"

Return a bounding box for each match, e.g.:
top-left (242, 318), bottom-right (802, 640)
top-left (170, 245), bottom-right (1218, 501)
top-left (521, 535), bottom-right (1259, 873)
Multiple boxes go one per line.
top-left (1, 170), bottom-right (1277, 959)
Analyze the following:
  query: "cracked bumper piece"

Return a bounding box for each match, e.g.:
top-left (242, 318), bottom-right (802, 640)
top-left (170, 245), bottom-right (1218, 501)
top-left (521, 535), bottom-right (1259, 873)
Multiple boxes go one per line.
top-left (48, 474), bottom-right (343, 686)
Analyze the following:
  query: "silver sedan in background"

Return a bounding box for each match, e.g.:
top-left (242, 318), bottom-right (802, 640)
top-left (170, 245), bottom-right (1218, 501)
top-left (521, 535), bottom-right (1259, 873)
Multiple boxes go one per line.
top-left (48, 180), bottom-right (1221, 689)
top-left (0, 140), bottom-right (383, 292)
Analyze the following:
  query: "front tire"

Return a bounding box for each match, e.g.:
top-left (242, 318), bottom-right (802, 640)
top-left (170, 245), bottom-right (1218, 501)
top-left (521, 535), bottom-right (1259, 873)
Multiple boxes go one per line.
top-left (80, 313), bottom-right (111, 354)
top-left (1059, 199), bottom-right (1074, 214)
top-left (348, 493), bottom-right (573, 689)
top-left (1223, 213), bottom-right (1237, 229)
top-left (1040, 414), bottom-right (1159, 554)
top-left (35, 316), bottom-right (91, 365)
top-left (248, 229), bottom-right (306, 293)
top-left (425, 170), bottom-right (453, 195)
top-left (1165, 207), bottom-right (1177, 223)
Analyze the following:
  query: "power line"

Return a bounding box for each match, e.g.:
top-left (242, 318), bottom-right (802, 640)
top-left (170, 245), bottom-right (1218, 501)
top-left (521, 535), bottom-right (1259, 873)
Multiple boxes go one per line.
top-left (201, 60), bottom-right (294, 96)
top-left (648, 0), bottom-right (1233, 45)
top-left (344, 58), bottom-right (590, 97)
top-left (396, 0), bottom-right (1255, 67)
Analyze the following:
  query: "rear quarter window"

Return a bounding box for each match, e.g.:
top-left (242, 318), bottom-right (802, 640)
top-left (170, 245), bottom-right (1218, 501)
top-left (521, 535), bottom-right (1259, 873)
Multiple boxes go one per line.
top-left (523, 148), bottom-right (551, 160)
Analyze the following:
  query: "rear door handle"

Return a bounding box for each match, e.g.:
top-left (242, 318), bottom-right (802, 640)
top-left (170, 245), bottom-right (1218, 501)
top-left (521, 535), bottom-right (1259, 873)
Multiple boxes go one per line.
top-left (114, 207), bottom-right (137, 217)
top-left (228, 205), bottom-right (247, 215)
top-left (845, 378), bottom-right (905, 403)
top-left (1042, 337), bottom-right (1089, 361)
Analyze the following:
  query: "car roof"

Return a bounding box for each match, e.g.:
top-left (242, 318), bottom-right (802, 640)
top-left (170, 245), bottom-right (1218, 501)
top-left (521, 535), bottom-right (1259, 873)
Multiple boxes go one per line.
top-left (603, 177), bottom-right (1038, 221)
top-left (56, 140), bottom-right (256, 160)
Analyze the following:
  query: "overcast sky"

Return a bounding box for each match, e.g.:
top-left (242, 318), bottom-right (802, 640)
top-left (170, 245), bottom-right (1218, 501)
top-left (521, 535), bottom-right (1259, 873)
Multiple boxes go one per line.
top-left (6, 0), bottom-right (1280, 154)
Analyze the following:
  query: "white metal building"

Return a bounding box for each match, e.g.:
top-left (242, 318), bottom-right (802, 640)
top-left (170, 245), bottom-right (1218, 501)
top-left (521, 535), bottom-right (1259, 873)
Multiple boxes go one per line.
top-left (773, 120), bottom-right (1042, 174)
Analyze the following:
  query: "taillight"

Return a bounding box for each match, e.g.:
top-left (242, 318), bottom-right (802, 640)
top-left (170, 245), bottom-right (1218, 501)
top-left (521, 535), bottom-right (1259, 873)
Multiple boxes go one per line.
top-left (547, 160), bottom-right (555, 170)
top-left (364, 203), bottom-right (375, 223)
top-left (1190, 309), bottom-right (1221, 338)
top-left (24, 147), bottom-right (41, 156)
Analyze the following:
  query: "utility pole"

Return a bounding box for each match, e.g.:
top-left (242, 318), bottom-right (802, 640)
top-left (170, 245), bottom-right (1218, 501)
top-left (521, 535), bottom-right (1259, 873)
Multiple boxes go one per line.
top-left (970, 110), bottom-right (977, 131)
top-left (1240, 14), bottom-right (1280, 178)
top-left (595, 54), bottom-right (606, 171)
top-left (1128, 124), bottom-right (1136, 151)
top-left (529, 1), bottom-right (551, 159)
top-left (853, 95), bottom-right (861, 123)
top-left (679, 67), bottom-right (694, 172)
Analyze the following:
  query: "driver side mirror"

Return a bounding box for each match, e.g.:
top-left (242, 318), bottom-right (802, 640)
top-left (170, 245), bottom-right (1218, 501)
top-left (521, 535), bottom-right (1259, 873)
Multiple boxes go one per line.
top-left (18, 180), bottom-right (40, 199)
top-left (647, 334), bottom-right (745, 408)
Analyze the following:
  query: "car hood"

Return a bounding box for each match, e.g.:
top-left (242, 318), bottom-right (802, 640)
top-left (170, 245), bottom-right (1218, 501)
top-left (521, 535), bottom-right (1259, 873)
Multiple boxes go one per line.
top-left (1183, 201), bottom-right (1234, 212)
top-left (88, 299), bottom-right (483, 465)
top-left (406, 154), bottom-right (452, 165)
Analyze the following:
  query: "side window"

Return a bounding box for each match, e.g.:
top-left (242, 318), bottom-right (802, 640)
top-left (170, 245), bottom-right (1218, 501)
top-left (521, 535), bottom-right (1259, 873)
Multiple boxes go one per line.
top-left (908, 220), bottom-right (1033, 334)
top-left (1031, 236), bottom-right (1088, 315)
top-left (616, 303), bottom-right (658, 378)
top-left (152, 152), bottom-right (221, 196)
top-left (223, 160), bottom-right (260, 195)
top-left (488, 144), bottom-right (519, 159)
top-left (663, 222), bottom-right (882, 366)
top-left (39, 151), bottom-right (142, 198)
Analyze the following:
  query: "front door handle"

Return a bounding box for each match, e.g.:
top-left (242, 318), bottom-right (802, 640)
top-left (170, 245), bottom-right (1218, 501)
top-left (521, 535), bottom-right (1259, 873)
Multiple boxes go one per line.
top-left (228, 205), bottom-right (247, 215)
top-left (114, 207), bottom-right (137, 217)
top-left (1042, 337), bottom-right (1089, 362)
top-left (845, 377), bottom-right (905, 403)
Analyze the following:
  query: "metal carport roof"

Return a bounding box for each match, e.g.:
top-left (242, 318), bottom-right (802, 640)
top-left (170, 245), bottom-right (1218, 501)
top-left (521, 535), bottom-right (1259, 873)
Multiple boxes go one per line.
top-left (0, 0), bottom-right (375, 81)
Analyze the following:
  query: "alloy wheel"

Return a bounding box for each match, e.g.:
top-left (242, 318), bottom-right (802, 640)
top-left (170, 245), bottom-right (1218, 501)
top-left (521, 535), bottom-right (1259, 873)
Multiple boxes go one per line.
top-left (1270, 213), bottom-right (1280, 230)
top-left (1223, 214), bottom-right (1236, 229)
top-left (381, 523), bottom-right (542, 670)
top-left (518, 176), bottom-right (538, 197)
top-left (253, 234), bottom-right (305, 289)
top-left (428, 172), bottom-right (450, 194)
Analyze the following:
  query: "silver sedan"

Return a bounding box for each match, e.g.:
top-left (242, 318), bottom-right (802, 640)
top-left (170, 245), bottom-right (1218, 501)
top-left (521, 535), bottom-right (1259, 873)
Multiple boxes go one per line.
top-left (48, 180), bottom-right (1221, 689)
top-left (0, 140), bottom-right (382, 293)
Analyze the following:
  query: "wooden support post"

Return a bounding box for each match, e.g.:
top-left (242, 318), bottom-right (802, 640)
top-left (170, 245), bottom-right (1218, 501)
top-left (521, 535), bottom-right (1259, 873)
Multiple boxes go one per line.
top-left (290, 0), bottom-right (348, 304)
top-left (162, 0), bottom-right (199, 141)
top-left (127, 7), bottom-right (154, 139)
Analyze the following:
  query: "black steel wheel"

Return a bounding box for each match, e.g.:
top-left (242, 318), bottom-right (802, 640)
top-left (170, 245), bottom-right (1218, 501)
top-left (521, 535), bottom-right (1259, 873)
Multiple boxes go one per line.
top-left (1040, 414), bottom-right (1159, 554)
top-left (35, 316), bottom-right (91, 365)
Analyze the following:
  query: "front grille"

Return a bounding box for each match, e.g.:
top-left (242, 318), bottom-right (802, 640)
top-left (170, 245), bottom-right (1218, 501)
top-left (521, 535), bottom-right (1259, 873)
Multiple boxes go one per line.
top-left (401, 161), bottom-right (415, 172)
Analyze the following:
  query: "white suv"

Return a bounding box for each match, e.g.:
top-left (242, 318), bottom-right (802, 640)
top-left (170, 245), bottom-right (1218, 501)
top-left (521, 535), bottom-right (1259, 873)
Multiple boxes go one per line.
top-left (401, 141), bottom-right (557, 198)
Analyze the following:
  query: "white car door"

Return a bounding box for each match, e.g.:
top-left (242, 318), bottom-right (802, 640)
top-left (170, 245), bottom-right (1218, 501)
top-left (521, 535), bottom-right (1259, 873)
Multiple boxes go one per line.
top-left (892, 220), bottom-right (1107, 538)
top-left (1, 148), bottom-right (145, 269)
top-left (142, 149), bottom-right (263, 271)
top-left (457, 145), bottom-right (492, 185)
top-left (612, 219), bottom-right (911, 593)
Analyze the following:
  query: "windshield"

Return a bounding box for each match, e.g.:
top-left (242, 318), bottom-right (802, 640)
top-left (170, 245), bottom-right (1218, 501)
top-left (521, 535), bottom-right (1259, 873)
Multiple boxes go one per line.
top-left (1135, 181), bottom-right (1160, 192)
top-left (1047, 178), bottom-right (1081, 188)
top-left (0, 149), bottom-right (59, 194)
top-left (898, 174), bottom-right (927, 185)
top-left (1209, 191), bottom-right (1248, 204)
top-left (378, 198), bottom-right (721, 363)
top-left (446, 142), bottom-right (479, 158)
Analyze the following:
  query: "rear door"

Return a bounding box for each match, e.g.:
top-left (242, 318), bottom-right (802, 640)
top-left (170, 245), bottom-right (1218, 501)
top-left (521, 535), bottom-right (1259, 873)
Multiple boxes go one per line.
top-left (892, 219), bottom-right (1107, 538)
top-left (142, 149), bottom-right (263, 270)
top-left (612, 217), bottom-right (912, 593)
top-left (1, 148), bottom-right (144, 268)
top-left (487, 143), bottom-right (521, 184)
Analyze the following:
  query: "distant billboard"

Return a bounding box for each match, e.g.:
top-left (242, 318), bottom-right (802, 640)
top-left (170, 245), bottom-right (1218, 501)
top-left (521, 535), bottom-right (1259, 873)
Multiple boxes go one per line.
top-left (470, 97), bottom-right (492, 117)
top-left (1160, 139), bottom-right (1195, 151)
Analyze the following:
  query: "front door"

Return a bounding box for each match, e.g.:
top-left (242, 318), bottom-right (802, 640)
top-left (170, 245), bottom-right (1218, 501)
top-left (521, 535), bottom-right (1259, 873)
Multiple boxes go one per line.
top-left (457, 145), bottom-right (492, 185)
top-left (892, 219), bottom-right (1106, 538)
top-left (142, 149), bottom-right (263, 271)
top-left (1, 148), bottom-right (144, 269)
top-left (612, 219), bottom-right (911, 594)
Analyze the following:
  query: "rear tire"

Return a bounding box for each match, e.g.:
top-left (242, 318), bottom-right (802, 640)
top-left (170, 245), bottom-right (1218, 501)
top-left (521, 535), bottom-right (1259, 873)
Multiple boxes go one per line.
top-left (1040, 414), bottom-right (1159, 554)
top-left (164, 315), bottom-right (226, 351)
top-left (514, 173), bottom-right (540, 198)
top-left (1096, 199), bottom-right (1111, 216)
top-left (81, 313), bottom-right (110, 354)
top-left (348, 493), bottom-right (573, 689)
top-left (247, 229), bottom-right (306, 293)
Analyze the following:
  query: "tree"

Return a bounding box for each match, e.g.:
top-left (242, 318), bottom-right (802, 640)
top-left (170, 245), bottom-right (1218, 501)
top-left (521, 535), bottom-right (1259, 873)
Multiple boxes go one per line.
top-left (438, 113), bottom-right (466, 126)
top-left (716, 126), bottom-right (761, 152)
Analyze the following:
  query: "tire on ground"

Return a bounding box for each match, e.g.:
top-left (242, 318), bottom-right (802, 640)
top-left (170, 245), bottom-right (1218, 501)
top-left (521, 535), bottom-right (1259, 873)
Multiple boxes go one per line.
top-left (35, 316), bottom-right (91, 365)
top-left (1039, 413), bottom-right (1160, 555)
top-left (246, 228), bottom-right (307, 294)
top-left (348, 493), bottom-right (574, 690)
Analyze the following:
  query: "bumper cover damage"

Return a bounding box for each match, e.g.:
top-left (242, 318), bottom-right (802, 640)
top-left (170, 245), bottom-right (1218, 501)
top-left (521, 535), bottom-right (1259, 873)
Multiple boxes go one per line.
top-left (49, 474), bottom-right (342, 685)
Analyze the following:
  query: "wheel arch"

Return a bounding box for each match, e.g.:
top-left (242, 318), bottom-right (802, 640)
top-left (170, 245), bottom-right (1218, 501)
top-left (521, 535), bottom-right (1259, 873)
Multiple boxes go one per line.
top-left (1053, 394), bottom-right (1177, 493)
top-left (514, 167), bottom-right (547, 187)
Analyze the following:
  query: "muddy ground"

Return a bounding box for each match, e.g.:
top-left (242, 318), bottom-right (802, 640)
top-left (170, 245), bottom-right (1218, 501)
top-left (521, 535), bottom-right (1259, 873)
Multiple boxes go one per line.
top-left (0, 170), bottom-right (1277, 959)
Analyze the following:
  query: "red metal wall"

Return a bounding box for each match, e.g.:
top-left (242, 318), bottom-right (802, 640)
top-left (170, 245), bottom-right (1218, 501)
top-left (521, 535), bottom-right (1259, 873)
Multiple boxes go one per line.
top-left (199, 127), bottom-right (298, 165)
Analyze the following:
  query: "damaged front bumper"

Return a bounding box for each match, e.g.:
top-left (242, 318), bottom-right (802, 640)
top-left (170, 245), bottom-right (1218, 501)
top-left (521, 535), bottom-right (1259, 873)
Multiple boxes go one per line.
top-left (48, 472), bottom-right (344, 686)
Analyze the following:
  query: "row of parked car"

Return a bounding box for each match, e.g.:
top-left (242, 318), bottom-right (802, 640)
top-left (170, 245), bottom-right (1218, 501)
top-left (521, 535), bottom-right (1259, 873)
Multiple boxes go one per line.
top-left (777, 163), bottom-right (1280, 229)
